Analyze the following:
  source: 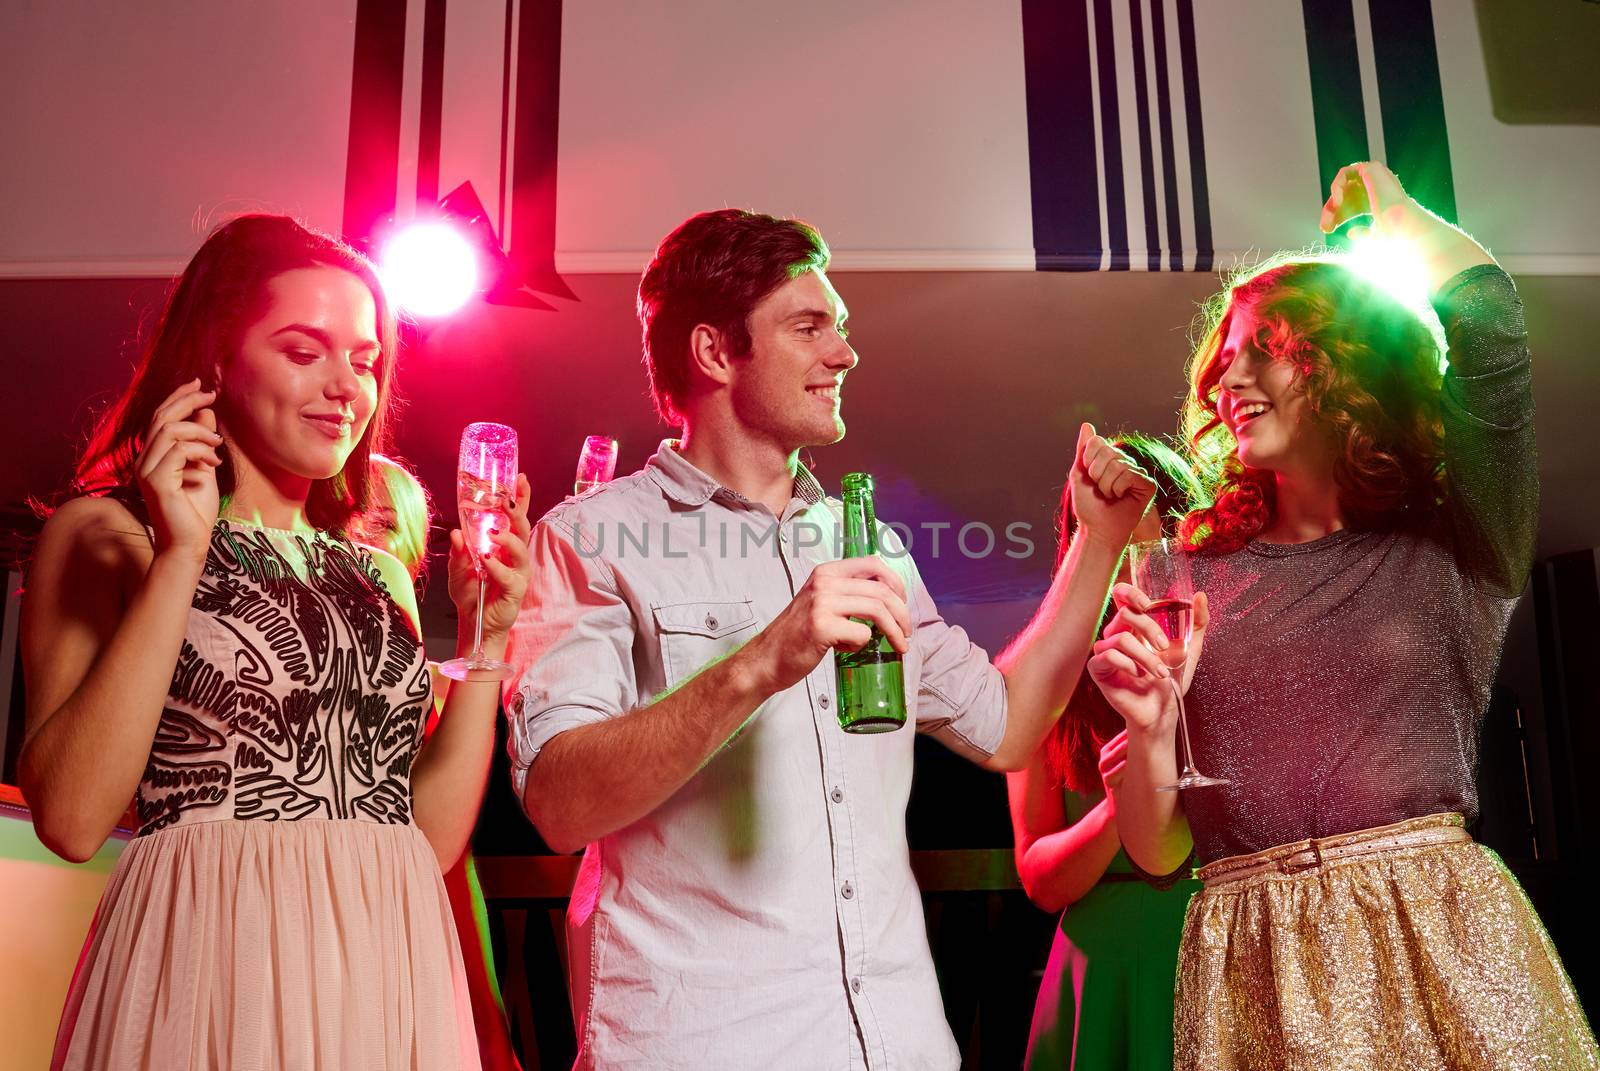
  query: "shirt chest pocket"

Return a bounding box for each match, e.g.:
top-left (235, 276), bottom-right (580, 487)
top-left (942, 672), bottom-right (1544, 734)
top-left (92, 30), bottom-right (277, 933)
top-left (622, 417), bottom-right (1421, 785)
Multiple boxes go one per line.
top-left (652, 599), bottom-right (759, 687)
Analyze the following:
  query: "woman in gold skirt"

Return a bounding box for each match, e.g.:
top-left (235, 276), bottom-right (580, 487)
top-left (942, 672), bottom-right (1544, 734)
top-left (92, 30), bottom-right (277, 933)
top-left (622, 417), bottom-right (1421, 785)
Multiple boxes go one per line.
top-left (1086, 160), bottom-right (1599, 1070)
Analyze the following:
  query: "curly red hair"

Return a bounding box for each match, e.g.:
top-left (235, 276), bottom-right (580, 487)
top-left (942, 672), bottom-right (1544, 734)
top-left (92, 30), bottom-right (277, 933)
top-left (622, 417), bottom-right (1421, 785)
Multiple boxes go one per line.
top-left (1180, 257), bottom-right (1447, 554)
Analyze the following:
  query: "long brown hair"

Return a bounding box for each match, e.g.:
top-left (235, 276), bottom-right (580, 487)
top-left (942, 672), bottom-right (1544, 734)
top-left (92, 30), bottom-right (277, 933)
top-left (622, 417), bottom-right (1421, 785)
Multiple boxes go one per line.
top-left (75, 214), bottom-right (400, 531)
top-left (1179, 256), bottom-right (1446, 554)
top-left (1043, 435), bottom-right (1201, 792)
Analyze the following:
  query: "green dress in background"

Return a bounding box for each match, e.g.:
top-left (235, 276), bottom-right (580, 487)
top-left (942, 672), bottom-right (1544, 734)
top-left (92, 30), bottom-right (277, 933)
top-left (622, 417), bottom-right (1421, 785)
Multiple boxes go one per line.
top-left (1024, 790), bottom-right (1201, 1071)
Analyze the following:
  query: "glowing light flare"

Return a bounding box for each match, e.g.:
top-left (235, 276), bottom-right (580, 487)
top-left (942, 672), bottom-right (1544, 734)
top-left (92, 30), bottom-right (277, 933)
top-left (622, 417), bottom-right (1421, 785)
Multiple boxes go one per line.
top-left (380, 222), bottom-right (479, 317)
top-left (1344, 233), bottom-right (1432, 310)
top-left (1341, 234), bottom-right (1450, 371)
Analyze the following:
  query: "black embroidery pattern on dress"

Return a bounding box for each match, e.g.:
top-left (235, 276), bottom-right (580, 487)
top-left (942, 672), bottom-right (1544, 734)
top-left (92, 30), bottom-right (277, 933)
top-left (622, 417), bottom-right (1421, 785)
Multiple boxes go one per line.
top-left (135, 709), bottom-right (232, 833)
top-left (136, 522), bottom-right (429, 835)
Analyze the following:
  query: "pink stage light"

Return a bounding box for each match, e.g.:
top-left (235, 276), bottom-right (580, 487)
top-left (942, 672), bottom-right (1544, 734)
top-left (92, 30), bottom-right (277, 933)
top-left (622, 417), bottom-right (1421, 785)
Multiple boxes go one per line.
top-left (380, 221), bottom-right (479, 317)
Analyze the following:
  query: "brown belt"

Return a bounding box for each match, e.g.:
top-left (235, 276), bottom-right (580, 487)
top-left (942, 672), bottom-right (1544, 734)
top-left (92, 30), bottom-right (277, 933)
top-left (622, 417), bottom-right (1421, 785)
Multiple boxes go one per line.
top-left (1198, 813), bottom-right (1471, 887)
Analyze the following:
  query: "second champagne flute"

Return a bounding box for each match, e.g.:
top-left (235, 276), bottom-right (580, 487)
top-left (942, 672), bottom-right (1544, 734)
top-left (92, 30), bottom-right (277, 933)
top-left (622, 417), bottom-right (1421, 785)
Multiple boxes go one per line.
top-left (574, 435), bottom-right (618, 496)
top-left (1129, 537), bottom-right (1228, 791)
top-left (440, 421), bottom-right (518, 682)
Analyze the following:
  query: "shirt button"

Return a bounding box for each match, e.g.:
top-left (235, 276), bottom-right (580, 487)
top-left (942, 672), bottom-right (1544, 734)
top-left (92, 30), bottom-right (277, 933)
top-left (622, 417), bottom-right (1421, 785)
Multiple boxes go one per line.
top-left (841, 881), bottom-right (855, 899)
top-left (851, 977), bottom-right (862, 994)
top-left (831, 787), bottom-right (844, 804)
top-left (704, 613), bottom-right (719, 630)
top-left (818, 693), bottom-right (830, 709)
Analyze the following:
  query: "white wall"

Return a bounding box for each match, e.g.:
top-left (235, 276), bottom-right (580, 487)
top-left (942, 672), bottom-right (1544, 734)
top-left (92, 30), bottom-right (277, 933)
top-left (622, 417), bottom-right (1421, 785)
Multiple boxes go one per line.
top-left (0, 0), bottom-right (358, 274)
top-left (2, 1), bottom-right (1596, 276)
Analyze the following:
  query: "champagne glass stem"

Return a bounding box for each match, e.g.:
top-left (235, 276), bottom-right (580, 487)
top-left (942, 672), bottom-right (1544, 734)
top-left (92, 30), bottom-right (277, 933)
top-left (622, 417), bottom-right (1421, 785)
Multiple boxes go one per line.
top-left (1161, 676), bottom-right (1229, 789)
top-left (1172, 679), bottom-right (1197, 776)
top-left (471, 571), bottom-right (486, 658)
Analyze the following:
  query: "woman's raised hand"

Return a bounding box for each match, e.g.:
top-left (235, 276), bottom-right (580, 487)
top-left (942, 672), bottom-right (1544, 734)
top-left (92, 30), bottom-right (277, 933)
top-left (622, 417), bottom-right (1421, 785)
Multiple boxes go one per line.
top-left (135, 378), bottom-right (223, 558)
top-left (1320, 160), bottom-right (1495, 287)
top-left (1320, 160), bottom-right (1420, 238)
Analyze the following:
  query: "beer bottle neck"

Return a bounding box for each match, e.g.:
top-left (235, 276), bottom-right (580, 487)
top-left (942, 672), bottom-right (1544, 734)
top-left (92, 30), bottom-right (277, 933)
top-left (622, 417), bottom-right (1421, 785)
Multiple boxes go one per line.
top-left (842, 492), bottom-right (878, 558)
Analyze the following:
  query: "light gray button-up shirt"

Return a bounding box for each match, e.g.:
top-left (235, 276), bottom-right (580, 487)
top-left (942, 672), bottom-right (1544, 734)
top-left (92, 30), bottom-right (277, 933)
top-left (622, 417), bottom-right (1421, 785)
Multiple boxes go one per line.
top-left (505, 441), bottom-right (1008, 1070)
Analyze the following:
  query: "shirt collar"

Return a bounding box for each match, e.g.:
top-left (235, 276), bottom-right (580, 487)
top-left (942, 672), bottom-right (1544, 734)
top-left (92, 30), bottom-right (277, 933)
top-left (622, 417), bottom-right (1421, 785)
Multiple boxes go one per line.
top-left (646, 439), bottom-right (827, 509)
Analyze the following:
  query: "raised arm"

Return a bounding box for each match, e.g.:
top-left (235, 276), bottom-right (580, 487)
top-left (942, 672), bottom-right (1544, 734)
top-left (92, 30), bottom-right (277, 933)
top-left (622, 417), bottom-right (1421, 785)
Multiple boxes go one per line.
top-left (511, 519), bottom-right (914, 855)
top-left (20, 381), bottom-right (222, 861)
top-left (1433, 268), bottom-right (1535, 593)
top-left (1322, 161), bottom-right (1534, 593)
top-left (987, 424), bottom-right (1155, 771)
top-left (1320, 161), bottom-right (1494, 290)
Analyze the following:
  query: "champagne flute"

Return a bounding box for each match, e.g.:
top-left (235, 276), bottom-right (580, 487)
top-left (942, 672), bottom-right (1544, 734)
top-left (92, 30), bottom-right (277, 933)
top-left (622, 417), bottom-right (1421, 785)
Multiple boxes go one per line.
top-left (440, 421), bottom-right (518, 682)
top-left (1129, 538), bottom-right (1229, 791)
top-left (574, 435), bottom-right (618, 496)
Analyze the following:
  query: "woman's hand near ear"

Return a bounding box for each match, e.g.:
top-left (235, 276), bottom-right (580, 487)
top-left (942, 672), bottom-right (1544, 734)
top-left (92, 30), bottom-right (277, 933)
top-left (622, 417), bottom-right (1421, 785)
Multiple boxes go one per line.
top-left (136, 378), bottom-right (223, 559)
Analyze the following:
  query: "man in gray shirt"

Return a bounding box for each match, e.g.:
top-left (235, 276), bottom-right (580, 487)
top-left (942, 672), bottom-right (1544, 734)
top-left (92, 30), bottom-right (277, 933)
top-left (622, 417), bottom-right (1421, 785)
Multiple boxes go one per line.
top-left (504, 209), bottom-right (1157, 1069)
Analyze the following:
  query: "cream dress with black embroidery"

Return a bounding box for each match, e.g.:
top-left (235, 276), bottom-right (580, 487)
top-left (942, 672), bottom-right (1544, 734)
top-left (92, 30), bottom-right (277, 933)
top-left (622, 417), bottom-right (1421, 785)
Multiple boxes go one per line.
top-left (52, 520), bottom-right (480, 1071)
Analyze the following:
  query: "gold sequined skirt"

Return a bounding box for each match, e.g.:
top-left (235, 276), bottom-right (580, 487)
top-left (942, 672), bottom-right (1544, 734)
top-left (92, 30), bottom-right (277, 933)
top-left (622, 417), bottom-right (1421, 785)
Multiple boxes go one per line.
top-left (1176, 813), bottom-right (1599, 1071)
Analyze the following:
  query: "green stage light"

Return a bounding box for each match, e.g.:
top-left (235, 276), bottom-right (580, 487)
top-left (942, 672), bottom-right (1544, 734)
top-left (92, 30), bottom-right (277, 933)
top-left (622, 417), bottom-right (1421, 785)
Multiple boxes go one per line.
top-left (1341, 234), bottom-right (1450, 371)
top-left (1345, 233), bottom-right (1432, 310)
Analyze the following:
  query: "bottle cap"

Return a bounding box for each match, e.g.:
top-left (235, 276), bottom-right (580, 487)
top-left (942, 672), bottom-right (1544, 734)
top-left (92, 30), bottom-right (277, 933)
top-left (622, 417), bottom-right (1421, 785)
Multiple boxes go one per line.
top-left (841, 472), bottom-right (874, 495)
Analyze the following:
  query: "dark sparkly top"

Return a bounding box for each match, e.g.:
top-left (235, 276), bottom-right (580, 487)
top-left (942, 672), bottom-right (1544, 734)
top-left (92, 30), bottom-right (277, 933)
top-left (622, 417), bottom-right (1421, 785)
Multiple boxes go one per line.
top-left (1180, 264), bottom-right (1535, 864)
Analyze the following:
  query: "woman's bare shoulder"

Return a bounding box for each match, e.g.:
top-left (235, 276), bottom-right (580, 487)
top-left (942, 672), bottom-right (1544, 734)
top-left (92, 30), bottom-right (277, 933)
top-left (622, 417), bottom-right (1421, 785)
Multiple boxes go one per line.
top-left (34, 495), bottom-right (153, 574)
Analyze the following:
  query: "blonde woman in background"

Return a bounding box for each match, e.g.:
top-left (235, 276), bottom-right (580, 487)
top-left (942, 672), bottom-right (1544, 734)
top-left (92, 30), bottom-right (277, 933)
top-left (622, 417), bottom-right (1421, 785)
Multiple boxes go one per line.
top-left (357, 454), bottom-right (434, 585)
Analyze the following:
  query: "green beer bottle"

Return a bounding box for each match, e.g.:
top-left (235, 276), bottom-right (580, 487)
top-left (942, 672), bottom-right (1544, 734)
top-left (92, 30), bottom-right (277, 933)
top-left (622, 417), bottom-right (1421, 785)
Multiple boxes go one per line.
top-left (835, 473), bottom-right (907, 733)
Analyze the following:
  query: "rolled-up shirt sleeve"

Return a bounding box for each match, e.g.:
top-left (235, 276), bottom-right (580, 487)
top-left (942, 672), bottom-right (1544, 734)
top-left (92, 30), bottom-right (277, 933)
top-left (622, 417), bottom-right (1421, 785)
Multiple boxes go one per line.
top-left (897, 543), bottom-right (1009, 763)
top-left (503, 513), bottom-right (638, 803)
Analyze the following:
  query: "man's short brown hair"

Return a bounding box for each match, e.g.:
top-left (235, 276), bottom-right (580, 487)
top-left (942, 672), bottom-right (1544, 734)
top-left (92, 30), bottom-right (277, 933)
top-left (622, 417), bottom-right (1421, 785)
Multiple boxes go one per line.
top-left (637, 209), bottom-right (830, 425)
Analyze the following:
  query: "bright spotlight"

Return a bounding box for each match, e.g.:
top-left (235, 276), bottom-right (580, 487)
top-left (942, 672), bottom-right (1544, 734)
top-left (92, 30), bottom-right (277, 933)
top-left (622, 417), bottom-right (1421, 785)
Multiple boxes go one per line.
top-left (380, 221), bottom-right (478, 317)
top-left (1342, 233), bottom-right (1449, 369)
top-left (1344, 234), bottom-right (1432, 311)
